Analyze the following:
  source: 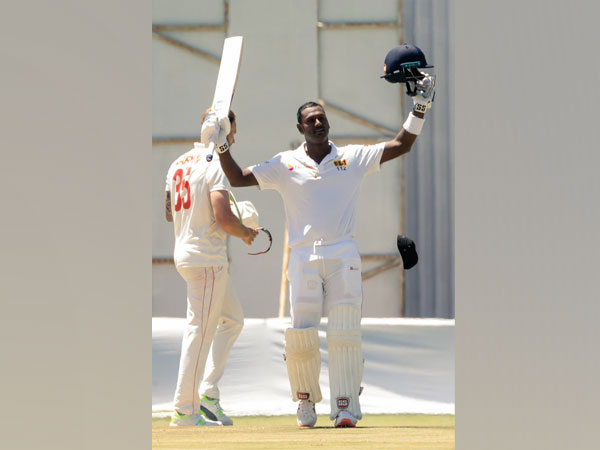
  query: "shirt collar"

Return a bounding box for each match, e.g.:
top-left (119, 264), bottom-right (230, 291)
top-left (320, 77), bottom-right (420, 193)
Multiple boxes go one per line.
top-left (293, 141), bottom-right (339, 165)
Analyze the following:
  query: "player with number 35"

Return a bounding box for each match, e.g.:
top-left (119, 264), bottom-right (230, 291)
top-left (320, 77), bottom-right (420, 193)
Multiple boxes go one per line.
top-left (165, 108), bottom-right (258, 427)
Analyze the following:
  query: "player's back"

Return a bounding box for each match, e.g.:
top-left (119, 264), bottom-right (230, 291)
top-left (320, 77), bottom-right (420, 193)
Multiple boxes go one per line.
top-left (166, 143), bottom-right (229, 268)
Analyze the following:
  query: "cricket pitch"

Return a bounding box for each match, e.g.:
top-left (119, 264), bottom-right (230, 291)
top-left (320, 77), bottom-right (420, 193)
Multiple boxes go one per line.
top-left (152, 414), bottom-right (455, 449)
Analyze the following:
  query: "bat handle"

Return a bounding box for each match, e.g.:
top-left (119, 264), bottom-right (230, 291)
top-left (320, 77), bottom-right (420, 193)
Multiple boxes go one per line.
top-left (206, 141), bottom-right (216, 162)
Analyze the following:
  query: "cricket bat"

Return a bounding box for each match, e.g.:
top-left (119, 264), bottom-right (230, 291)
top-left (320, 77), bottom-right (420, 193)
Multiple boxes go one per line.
top-left (207, 36), bottom-right (244, 158)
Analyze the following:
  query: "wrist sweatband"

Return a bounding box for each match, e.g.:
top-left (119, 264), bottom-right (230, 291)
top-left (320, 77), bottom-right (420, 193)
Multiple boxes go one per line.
top-left (217, 141), bottom-right (230, 154)
top-left (403, 112), bottom-right (425, 135)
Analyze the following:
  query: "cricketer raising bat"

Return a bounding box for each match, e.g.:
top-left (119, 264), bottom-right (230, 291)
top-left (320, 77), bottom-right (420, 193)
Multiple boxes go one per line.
top-left (202, 36), bottom-right (272, 254)
top-left (206, 36), bottom-right (244, 161)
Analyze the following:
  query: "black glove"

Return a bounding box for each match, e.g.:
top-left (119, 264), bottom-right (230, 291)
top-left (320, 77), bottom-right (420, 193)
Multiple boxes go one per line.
top-left (397, 235), bottom-right (418, 270)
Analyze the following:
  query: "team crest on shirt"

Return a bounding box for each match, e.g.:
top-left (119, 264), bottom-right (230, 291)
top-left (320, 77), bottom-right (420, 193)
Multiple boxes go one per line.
top-left (334, 159), bottom-right (348, 171)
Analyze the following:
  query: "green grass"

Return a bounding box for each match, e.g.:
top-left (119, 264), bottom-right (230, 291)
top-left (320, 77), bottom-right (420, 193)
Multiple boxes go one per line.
top-left (152, 414), bottom-right (455, 449)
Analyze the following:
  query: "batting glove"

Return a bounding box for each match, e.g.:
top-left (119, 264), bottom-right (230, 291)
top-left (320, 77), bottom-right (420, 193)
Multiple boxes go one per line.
top-left (201, 111), bottom-right (230, 151)
top-left (408, 73), bottom-right (436, 114)
top-left (201, 110), bottom-right (219, 144)
top-left (216, 115), bottom-right (231, 153)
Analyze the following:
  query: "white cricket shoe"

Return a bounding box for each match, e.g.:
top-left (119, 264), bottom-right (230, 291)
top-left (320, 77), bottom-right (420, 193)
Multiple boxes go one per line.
top-left (200, 394), bottom-right (234, 426)
top-left (169, 410), bottom-right (221, 427)
top-left (297, 399), bottom-right (317, 427)
top-left (334, 410), bottom-right (357, 428)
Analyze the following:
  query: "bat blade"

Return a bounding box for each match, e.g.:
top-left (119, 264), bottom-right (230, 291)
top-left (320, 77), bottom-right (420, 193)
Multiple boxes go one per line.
top-left (211, 36), bottom-right (244, 120)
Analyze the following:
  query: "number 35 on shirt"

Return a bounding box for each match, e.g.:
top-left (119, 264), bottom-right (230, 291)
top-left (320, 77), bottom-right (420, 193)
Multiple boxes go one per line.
top-left (173, 168), bottom-right (191, 211)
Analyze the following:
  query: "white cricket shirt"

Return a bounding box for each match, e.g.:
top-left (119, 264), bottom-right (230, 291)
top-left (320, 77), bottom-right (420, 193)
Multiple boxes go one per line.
top-left (250, 141), bottom-right (385, 249)
top-left (165, 143), bottom-right (229, 268)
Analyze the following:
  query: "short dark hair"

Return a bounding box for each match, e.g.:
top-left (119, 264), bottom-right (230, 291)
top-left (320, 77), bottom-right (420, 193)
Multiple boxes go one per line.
top-left (297, 101), bottom-right (322, 124)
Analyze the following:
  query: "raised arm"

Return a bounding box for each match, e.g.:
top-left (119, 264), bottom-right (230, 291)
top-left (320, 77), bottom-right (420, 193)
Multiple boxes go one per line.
top-left (218, 148), bottom-right (259, 187)
top-left (380, 110), bottom-right (424, 163)
top-left (381, 73), bottom-right (435, 164)
top-left (210, 190), bottom-right (258, 245)
top-left (201, 110), bottom-right (259, 187)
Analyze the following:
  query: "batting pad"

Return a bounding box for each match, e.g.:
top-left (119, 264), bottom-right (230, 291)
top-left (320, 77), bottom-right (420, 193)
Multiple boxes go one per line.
top-left (284, 327), bottom-right (323, 403)
top-left (327, 305), bottom-right (363, 420)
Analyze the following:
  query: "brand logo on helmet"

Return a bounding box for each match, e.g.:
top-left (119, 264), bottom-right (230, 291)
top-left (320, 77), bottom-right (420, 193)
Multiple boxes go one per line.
top-left (337, 397), bottom-right (349, 409)
top-left (400, 61), bottom-right (421, 69)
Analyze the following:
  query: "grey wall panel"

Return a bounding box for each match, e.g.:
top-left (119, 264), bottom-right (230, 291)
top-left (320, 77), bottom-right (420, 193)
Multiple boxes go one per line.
top-left (319, 0), bottom-right (398, 22)
top-left (153, 264), bottom-right (187, 317)
top-left (152, 38), bottom-right (219, 135)
top-left (152, 0), bottom-right (224, 23)
top-left (403, 0), bottom-right (454, 317)
top-left (319, 28), bottom-right (402, 133)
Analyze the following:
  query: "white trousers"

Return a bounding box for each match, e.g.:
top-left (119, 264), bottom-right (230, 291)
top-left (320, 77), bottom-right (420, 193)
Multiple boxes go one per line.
top-left (287, 240), bottom-right (363, 328)
top-left (173, 265), bottom-right (244, 414)
top-left (286, 240), bottom-right (364, 417)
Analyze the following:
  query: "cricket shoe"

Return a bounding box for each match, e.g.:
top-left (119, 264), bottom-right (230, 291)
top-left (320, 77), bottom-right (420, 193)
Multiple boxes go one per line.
top-left (169, 410), bottom-right (220, 427)
top-left (297, 399), bottom-right (317, 427)
top-left (199, 394), bottom-right (233, 426)
top-left (334, 410), bottom-right (357, 428)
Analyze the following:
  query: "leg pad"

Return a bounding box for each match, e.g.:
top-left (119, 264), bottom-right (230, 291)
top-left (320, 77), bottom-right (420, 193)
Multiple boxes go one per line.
top-left (284, 327), bottom-right (322, 403)
top-left (327, 305), bottom-right (363, 420)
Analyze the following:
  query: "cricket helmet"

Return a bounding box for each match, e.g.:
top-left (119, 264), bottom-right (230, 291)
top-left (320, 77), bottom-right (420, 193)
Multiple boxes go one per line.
top-left (397, 235), bottom-right (418, 270)
top-left (381, 44), bottom-right (433, 84)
